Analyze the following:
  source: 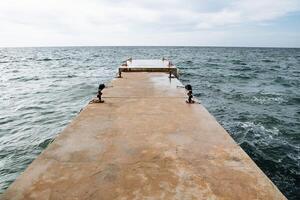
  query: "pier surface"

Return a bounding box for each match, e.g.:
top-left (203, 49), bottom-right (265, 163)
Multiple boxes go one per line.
top-left (2, 67), bottom-right (285, 199)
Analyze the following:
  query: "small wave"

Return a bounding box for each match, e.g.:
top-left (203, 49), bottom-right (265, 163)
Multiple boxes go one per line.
top-left (0, 118), bottom-right (14, 125)
top-left (232, 66), bottom-right (252, 71)
top-left (17, 106), bottom-right (44, 111)
top-left (179, 66), bottom-right (201, 70)
top-left (11, 76), bottom-right (40, 81)
top-left (36, 57), bottom-right (66, 62)
top-left (67, 74), bottom-right (77, 78)
top-left (49, 74), bottom-right (78, 79)
top-left (233, 121), bottom-right (281, 146)
top-left (180, 71), bottom-right (202, 77)
top-left (274, 76), bottom-right (298, 87)
top-left (271, 65), bottom-right (281, 69)
top-left (206, 63), bottom-right (221, 67)
top-left (40, 111), bottom-right (56, 115)
top-left (252, 96), bottom-right (285, 105)
top-left (229, 74), bottom-right (252, 79)
top-left (37, 58), bottom-right (52, 61)
top-left (262, 59), bottom-right (275, 63)
top-left (241, 122), bottom-right (279, 135)
top-left (8, 77), bottom-right (21, 81)
top-left (31, 76), bottom-right (40, 81)
top-left (18, 112), bottom-right (35, 119)
top-left (274, 76), bottom-right (284, 83)
top-left (287, 97), bottom-right (300, 104)
top-left (183, 60), bottom-right (193, 64)
top-left (207, 58), bottom-right (221, 62)
top-left (231, 59), bottom-right (247, 65)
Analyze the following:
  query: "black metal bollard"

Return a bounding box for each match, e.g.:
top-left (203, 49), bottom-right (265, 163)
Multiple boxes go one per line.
top-left (185, 84), bottom-right (194, 104)
top-left (97, 84), bottom-right (105, 103)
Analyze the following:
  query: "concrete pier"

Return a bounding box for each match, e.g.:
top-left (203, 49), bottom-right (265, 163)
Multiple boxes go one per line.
top-left (1, 60), bottom-right (286, 200)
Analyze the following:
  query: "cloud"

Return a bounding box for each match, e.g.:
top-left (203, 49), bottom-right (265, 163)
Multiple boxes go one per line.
top-left (0, 0), bottom-right (299, 46)
top-left (233, 0), bottom-right (300, 21)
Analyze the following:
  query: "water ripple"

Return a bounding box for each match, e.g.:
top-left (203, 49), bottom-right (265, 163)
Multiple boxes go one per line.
top-left (0, 47), bottom-right (299, 199)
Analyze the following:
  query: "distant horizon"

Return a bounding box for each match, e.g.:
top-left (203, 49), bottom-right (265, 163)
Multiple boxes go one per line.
top-left (1, 45), bottom-right (299, 49)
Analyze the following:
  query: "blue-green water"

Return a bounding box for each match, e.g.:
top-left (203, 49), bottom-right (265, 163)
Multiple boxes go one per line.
top-left (0, 47), bottom-right (299, 199)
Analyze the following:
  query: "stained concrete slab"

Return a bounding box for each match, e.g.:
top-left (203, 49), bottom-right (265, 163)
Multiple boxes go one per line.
top-left (1, 72), bottom-right (286, 200)
top-left (119, 59), bottom-right (178, 77)
top-left (126, 59), bottom-right (170, 68)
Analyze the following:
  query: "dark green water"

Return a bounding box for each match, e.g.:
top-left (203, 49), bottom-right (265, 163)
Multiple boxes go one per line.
top-left (0, 47), bottom-right (299, 199)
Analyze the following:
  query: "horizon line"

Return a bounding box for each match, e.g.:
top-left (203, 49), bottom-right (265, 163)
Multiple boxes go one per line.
top-left (0, 45), bottom-right (299, 49)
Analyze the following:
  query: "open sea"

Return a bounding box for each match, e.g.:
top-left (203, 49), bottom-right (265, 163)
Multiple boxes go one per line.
top-left (0, 47), bottom-right (299, 199)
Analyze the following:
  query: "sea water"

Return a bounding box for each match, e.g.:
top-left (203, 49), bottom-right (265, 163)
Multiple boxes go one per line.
top-left (0, 47), bottom-right (299, 199)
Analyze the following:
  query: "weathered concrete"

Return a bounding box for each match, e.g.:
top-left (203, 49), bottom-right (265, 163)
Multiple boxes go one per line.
top-left (1, 71), bottom-right (286, 199)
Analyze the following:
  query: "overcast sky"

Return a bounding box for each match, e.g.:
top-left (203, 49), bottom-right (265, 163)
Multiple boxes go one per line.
top-left (0, 0), bottom-right (299, 47)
